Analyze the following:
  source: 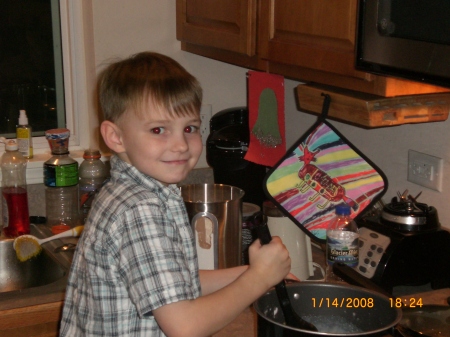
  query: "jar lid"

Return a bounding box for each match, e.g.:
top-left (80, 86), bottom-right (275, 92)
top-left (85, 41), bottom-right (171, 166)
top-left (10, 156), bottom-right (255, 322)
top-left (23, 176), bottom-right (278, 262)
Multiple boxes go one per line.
top-left (45, 128), bottom-right (70, 140)
top-left (5, 140), bottom-right (18, 151)
top-left (335, 204), bottom-right (351, 216)
top-left (45, 128), bottom-right (70, 154)
top-left (83, 149), bottom-right (101, 159)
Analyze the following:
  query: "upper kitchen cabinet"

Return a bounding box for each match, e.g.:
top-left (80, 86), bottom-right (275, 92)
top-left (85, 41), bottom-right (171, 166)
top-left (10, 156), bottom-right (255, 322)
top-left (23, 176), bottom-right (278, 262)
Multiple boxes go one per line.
top-left (258, 1), bottom-right (363, 81)
top-left (177, 0), bottom-right (448, 97)
top-left (176, 0), bottom-right (266, 70)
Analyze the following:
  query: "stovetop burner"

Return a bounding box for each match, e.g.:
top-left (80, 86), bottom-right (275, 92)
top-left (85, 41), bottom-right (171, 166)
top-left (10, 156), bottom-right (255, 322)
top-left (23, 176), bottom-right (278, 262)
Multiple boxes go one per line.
top-left (381, 201), bottom-right (440, 232)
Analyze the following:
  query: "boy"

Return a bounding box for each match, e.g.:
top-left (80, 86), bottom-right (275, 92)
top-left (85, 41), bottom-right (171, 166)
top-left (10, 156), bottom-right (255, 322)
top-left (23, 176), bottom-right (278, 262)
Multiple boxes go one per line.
top-left (60, 52), bottom-right (291, 337)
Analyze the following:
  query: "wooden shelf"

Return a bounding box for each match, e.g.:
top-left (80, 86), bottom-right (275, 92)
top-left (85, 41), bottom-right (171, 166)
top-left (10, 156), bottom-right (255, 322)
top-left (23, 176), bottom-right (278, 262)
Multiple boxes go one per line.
top-left (297, 83), bottom-right (450, 128)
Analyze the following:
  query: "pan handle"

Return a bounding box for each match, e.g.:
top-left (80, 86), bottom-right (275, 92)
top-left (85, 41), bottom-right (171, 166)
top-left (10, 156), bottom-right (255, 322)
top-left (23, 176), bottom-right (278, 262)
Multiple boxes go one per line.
top-left (333, 262), bottom-right (391, 297)
top-left (256, 222), bottom-right (272, 245)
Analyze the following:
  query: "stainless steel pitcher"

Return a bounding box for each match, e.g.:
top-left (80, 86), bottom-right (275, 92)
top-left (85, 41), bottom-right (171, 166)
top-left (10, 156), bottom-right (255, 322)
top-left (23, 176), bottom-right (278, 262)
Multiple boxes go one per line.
top-left (180, 184), bottom-right (244, 269)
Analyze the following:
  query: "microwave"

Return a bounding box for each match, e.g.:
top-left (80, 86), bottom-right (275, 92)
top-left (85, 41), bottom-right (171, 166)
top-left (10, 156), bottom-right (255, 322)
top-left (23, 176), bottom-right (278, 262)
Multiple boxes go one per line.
top-left (355, 0), bottom-right (450, 88)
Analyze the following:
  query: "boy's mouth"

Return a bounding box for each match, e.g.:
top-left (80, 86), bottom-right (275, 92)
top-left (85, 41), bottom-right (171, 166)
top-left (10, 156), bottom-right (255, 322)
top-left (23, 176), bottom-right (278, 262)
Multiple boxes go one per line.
top-left (162, 159), bottom-right (189, 165)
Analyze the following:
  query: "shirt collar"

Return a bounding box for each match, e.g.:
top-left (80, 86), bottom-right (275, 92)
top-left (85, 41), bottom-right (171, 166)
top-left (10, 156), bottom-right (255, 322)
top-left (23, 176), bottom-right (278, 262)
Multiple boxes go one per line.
top-left (110, 155), bottom-right (181, 201)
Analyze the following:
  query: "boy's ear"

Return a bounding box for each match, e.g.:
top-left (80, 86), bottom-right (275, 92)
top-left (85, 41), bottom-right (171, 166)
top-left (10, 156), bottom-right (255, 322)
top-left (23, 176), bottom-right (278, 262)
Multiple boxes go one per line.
top-left (100, 120), bottom-right (125, 153)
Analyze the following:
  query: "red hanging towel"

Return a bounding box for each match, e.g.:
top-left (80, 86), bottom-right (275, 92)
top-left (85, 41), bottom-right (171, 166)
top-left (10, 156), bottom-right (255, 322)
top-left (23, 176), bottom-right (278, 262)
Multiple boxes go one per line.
top-left (245, 71), bottom-right (286, 167)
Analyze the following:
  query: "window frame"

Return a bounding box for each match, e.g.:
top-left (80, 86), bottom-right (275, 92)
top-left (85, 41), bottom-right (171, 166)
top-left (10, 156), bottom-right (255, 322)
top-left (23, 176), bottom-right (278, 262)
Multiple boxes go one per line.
top-left (0, 1), bottom-right (96, 185)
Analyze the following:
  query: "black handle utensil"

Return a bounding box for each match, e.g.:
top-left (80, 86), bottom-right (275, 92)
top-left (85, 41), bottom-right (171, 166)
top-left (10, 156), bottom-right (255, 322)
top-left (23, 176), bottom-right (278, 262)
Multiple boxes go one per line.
top-left (256, 222), bottom-right (318, 332)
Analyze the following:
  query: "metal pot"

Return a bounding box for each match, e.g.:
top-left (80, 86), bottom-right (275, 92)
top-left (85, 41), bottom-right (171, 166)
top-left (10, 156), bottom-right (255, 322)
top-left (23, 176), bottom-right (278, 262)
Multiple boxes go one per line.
top-left (181, 184), bottom-right (244, 269)
top-left (254, 282), bottom-right (401, 336)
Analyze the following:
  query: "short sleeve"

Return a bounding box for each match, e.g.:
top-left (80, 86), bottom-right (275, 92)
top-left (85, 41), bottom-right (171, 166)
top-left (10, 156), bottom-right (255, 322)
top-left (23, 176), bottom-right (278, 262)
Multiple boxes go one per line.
top-left (117, 200), bottom-right (199, 316)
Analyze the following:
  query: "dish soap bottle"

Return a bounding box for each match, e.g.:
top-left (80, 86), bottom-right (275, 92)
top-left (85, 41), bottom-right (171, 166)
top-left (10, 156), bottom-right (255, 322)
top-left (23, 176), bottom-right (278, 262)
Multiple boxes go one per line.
top-left (0, 138), bottom-right (30, 237)
top-left (16, 110), bottom-right (33, 159)
top-left (326, 204), bottom-right (359, 282)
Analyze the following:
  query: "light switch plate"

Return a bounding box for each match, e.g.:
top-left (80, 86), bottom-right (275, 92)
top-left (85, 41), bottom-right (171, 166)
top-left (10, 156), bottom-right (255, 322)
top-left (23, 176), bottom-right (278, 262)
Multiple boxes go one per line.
top-left (407, 150), bottom-right (443, 192)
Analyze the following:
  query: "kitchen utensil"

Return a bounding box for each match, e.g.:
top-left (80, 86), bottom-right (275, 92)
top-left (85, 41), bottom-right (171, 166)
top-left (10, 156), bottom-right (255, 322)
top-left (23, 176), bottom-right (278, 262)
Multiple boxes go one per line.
top-left (257, 223), bottom-right (318, 332)
top-left (254, 281), bottom-right (402, 336)
top-left (181, 184), bottom-right (244, 269)
top-left (13, 225), bottom-right (84, 262)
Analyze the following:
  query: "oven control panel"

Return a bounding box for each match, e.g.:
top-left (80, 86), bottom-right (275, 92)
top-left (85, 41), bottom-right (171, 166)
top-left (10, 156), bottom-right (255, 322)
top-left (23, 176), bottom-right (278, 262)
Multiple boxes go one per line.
top-left (356, 227), bottom-right (391, 279)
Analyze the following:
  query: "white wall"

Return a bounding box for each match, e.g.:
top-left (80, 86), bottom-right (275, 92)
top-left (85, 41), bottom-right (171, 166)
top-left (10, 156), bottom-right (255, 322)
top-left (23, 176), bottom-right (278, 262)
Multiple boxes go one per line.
top-left (91, 0), bottom-right (450, 230)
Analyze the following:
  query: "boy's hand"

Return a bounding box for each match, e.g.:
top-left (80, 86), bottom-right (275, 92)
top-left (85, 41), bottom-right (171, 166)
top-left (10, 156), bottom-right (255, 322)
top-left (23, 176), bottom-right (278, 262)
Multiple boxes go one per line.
top-left (247, 236), bottom-right (291, 289)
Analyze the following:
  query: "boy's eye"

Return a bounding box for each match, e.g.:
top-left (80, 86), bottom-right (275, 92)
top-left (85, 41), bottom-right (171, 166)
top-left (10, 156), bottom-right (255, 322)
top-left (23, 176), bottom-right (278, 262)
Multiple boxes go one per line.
top-left (151, 127), bottom-right (165, 134)
top-left (184, 125), bottom-right (198, 133)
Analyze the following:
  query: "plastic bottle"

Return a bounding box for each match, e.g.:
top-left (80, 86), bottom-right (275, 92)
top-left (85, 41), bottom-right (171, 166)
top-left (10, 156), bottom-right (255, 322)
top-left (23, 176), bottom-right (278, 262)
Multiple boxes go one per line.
top-left (44, 129), bottom-right (79, 229)
top-left (0, 138), bottom-right (30, 237)
top-left (16, 110), bottom-right (33, 159)
top-left (79, 149), bottom-right (108, 224)
top-left (326, 204), bottom-right (359, 282)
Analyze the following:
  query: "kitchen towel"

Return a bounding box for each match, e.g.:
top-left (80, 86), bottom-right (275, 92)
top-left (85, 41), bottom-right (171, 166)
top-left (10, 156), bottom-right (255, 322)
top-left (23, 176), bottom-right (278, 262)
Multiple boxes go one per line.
top-left (244, 71), bottom-right (286, 167)
top-left (264, 94), bottom-right (388, 243)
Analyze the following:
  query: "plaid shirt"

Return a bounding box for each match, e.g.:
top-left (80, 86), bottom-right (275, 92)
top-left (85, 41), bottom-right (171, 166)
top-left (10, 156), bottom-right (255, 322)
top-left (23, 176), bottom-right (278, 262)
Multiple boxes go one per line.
top-left (60, 155), bottom-right (201, 336)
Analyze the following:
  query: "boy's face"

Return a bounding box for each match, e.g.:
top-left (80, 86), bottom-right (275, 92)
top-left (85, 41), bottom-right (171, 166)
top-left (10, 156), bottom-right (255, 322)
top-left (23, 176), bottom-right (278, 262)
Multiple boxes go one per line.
top-left (113, 100), bottom-right (203, 185)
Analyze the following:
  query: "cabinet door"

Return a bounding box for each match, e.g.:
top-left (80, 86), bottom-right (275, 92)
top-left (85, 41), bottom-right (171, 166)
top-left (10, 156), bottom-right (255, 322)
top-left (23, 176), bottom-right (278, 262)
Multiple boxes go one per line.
top-left (176, 0), bottom-right (257, 56)
top-left (259, 0), bottom-right (366, 80)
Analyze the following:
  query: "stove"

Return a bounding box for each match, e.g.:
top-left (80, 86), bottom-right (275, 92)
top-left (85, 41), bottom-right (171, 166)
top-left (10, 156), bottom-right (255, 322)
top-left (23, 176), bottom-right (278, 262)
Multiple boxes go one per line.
top-left (355, 198), bottom-right (450, 294)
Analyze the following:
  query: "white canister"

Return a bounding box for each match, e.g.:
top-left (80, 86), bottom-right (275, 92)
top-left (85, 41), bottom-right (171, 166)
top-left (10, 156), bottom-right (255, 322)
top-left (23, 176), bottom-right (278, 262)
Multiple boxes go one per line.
top-left (263, 201), bottom-right (314, 281)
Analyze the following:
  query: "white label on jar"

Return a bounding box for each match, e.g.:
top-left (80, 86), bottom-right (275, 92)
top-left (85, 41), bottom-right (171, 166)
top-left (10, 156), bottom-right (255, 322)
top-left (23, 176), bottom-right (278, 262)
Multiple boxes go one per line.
top-left (326, 230), bottom-right (359, 267)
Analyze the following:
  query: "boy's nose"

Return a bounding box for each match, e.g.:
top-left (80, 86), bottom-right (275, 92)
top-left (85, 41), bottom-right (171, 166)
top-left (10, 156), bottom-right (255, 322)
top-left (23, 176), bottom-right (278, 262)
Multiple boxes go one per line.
top-left (171, 133), bottom-right (189, 152)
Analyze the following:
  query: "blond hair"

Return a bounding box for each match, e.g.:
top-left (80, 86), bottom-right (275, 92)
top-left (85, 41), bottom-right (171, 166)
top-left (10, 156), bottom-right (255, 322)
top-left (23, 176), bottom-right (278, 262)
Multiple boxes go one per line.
top-left (98, 52), bottom-right (202, 122)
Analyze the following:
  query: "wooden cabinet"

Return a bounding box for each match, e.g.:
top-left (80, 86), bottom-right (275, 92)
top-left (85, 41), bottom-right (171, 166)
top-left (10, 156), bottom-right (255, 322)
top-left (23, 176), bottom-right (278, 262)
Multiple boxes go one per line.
top-left (259, 0), bottom-right (361, 79)
top-left (176, 0), bottom-right (265, 69)
top-left (176, 0), bottom-right (448, 97)
top-left (176, 0), bottom-right (256, 56)
top-left (0, 301), bottom-right (63, 337)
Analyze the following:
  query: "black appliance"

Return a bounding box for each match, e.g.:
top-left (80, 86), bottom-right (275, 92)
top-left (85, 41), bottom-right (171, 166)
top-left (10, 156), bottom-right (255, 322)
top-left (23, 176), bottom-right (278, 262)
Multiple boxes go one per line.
top-left (354, 198), bottom-right (450, 294)
top-left (206, 107), bottom-right (267, 208)
top-left (356, 0), bottom-right (450, 88)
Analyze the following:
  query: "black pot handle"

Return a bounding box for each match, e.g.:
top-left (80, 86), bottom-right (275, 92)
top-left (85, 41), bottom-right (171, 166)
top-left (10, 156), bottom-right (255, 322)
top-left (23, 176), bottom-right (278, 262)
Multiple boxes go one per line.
top-left (256, 223), bottom-right (318, 332)
top-left (256, 222), bottom-right (272, 245)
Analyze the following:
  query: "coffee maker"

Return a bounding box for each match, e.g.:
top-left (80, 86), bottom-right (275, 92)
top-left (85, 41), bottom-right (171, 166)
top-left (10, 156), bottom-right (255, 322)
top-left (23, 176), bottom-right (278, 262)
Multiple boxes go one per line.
top-left (206, 107), bottom-right (267, 208)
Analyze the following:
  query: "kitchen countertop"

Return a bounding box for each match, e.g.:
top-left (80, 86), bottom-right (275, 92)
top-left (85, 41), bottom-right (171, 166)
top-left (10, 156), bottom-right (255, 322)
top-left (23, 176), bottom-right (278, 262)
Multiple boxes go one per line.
top-left (2, 221), bottom-right (448, 336)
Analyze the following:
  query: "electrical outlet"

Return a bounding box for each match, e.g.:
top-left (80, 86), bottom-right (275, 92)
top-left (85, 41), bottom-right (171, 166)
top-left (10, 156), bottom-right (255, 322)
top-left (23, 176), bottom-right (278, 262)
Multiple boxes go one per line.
top-left (407, 150), bottom-right (443, 192)
top-left (200, 104), bottom-right (212, 145)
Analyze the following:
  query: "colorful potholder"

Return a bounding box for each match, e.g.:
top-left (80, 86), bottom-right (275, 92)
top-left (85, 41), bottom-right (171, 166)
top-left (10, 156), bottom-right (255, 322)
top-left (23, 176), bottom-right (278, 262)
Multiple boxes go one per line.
top-left (264, 94), bottom-right (388, 243)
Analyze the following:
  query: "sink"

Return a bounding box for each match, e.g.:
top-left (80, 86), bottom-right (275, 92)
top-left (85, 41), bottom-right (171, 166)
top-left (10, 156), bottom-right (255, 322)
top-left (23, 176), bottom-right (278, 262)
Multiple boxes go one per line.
top-left (0, 224), bottom-right (74, 311)
top-left (0, 239), bottom-right (66, 292)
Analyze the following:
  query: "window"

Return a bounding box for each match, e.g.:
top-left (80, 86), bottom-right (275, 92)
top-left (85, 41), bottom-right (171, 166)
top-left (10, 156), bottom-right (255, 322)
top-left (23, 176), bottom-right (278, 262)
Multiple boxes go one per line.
top-left (0, 1), bottom-right (95, 184)
top-left (0, 0), bottom-right (65, 138)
